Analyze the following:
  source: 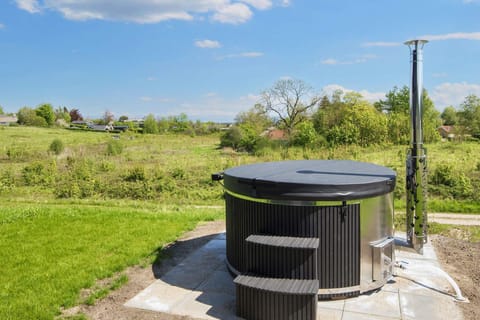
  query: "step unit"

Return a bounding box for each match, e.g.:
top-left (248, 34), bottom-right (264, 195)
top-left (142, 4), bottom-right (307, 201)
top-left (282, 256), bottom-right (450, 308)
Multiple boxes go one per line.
top-left (234, 275), bottom-right (318, 320)
top-left (245, 235), bottom-right (319, 280)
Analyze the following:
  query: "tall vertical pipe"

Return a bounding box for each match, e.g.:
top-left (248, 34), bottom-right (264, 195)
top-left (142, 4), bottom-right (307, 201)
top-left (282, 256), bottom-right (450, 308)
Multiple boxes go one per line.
top-left (404, 39), bottom-right (428, 254)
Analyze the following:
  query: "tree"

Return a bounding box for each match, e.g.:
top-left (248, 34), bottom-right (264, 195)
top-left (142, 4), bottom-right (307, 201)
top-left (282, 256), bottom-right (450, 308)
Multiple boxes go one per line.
top-left (314, 91), bottom-right (388, 147)
top-left (421, 90), bottom-right (442, 143)
top-left (103, 110), bottom-right (115, 125)
top-left (143, 114), bottom-right (158, 134)
top-left (441, 106), bottom-right (458, 126)
top-left (292, 120), bottom-right (317, 147)
top-left (17, 106), bottom-right (47, 126)
top-left (312, 91), bottom-right (347, 135)
top-left (374, 86), bottom-right (441, 143)
top-left (36, 103), bottom-right (55, 126)
top-left (235, 104), bottom-right (273, 133)
top-left (170, 113), bottom-right (191, 133)
top-left (69, 109), bottom-right (83, 121)
top-left (0, 105), bottom-right (4, 115)
top-left (458, 94), bottom-right (480, 137)
top-left (261, 79), bottom-right (320, 136)
top-left (119, 115), bottom-right (129, 122)
top-left (55, 107), bottom-right (71, 123)
top-left (374, 86), bottom-right (410, 114)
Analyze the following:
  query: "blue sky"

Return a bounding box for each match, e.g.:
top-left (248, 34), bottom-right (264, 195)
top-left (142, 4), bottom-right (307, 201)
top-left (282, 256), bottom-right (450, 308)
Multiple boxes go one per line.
top-left (1, 0), bottom-right (480, 121)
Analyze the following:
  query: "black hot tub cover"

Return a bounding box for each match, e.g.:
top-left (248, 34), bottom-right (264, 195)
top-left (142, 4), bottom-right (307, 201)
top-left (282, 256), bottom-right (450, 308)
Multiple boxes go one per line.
top-left (223, 160), bottom-right (396, 201)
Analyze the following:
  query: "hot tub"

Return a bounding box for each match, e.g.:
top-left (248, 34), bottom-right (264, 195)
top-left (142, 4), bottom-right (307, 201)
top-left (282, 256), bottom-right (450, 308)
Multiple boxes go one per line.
top-left (223, 160), bottom-right (396, 298)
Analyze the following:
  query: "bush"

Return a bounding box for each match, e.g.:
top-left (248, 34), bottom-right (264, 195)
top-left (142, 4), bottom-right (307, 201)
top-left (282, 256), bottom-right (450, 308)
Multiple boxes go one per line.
top-left (22, 161), bottom-right (56, 186)
top-left (430, 163), bottom-right (474, 199)
top-left (170, 168), bottom-right (186, 179)
top-left (106, 140), bottom-right (123, 156)
top-left (0, 170), bottom-right (15, 191)
top-left (6, 148), bottom-right (26, 160)
top-left (99, 160), bottom-right (115, 172)
top-left (220, 126), bottom-right (242, 149)
top-left (103, 181), bottom-right (156, 200)
top-left (124, 167), bottom-right (146, 182)
top-left (49, 139), bottom-right (65, 155)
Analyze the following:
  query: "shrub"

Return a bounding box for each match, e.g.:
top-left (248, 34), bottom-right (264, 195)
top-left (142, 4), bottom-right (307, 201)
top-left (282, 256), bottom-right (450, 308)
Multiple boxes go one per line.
top-left (0, 170), bottom-right (15, 191)
top-left (22, 161), bottom-right (56, 186)
top-left (104, 181), bottom-right (156, 200)
top-left (220, 126), bottom-right (242, 149)
top-left (124, 167), bottom-right (146, 182)
top-left (99, 160), bottom-right (115, 172)
top-left (106, 140), bottom-right (123, 156)
top-left (170, 168), bottom-right (185, 179)
top-left (49, 139), bottom-right (65, 155)
top-left (431, 164), bottom-right (455, 187)
top-left (291, 121), bottom-right (317, 147)
top-left (6, 148), bottom-right (26, 160)
top-left (430, 163), bottom-right (474, 199)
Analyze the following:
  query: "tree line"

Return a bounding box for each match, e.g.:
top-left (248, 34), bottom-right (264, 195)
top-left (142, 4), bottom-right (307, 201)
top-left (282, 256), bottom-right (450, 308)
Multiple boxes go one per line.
top-left (221, 79), bottom-right (480, 152)
top-left (2, 104), bottom-right (221, 136)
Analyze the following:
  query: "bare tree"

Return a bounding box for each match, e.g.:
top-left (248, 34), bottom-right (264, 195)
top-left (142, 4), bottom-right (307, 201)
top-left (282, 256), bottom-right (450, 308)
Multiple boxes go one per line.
top-left (103, 110), bottom-right (115, 125)
top-left (261, 79), bottom-right (320, 136)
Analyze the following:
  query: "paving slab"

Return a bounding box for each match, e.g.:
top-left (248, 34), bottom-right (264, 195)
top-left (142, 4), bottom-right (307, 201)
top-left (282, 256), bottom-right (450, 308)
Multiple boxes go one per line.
top-left (125, 232), bottom-right (465, 320)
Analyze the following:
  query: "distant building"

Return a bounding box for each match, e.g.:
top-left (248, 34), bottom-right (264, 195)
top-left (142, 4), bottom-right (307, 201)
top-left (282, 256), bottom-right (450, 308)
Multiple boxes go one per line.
top-left (438, 125), bottom-right (455, 140)
top-left (88, 124), bottom-right (113, 131)
top-left (261, 127), bottom-right (287, 140)
top-left (0, 115), bottom-right (18, 126)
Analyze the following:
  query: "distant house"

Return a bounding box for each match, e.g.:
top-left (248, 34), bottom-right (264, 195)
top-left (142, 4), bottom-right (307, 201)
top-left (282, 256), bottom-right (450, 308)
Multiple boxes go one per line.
top-left (71, 120), bottom-right (88, 125)
top-left (261, 127), bottom-right (287, 140)
top-left (88, 124), bottom-right (113, 131)
top-left (438, 125), bottom-right (455, 140)
top-left (0, 115), bottom-right (18, 126)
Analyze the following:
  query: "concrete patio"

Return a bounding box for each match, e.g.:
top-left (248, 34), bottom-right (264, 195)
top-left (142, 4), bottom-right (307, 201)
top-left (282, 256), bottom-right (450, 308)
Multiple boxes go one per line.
top-left (125, 232), bottom-right (465, 320)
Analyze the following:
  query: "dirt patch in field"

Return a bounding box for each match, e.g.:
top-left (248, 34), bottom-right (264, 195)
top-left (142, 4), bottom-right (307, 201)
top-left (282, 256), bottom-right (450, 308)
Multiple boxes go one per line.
top-left (431, 235), bottom-right (480, 320)
top-left (60, 220), bottom-right (226, 320)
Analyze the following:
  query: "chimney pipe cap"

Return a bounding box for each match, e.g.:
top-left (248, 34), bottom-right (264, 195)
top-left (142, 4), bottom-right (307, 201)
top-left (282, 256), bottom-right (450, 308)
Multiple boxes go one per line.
top-left (404, 39), bottom-right (429, 48)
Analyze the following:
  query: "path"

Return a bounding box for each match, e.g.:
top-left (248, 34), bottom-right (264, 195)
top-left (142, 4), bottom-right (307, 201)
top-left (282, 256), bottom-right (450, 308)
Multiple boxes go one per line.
top-left (429, 213), bottom-right (480, 226)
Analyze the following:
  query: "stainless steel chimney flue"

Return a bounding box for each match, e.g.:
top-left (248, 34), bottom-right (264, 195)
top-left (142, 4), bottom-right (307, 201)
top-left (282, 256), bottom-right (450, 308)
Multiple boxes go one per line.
top-left (404, 39), bottom-right (428, 254)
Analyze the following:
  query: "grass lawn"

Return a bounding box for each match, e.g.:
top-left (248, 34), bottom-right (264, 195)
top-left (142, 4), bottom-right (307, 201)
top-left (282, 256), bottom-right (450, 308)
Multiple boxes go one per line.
top-left (0, 203), bottom-right (223, 320)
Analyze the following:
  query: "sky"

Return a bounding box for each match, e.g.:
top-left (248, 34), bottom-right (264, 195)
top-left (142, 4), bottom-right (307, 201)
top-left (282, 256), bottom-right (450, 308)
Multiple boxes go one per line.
top-left (1, 0), bottom-right (480, 122)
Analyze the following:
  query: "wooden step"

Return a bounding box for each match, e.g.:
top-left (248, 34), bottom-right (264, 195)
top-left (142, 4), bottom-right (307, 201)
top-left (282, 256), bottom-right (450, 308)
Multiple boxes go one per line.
top-left (246, 235), bottom-right (319, 279)
top-left (234, 275), bottom-right (318, 320)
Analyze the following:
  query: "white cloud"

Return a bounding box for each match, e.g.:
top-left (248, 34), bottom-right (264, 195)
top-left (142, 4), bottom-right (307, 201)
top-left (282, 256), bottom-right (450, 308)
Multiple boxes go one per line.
top-left (322, 84), bottom-right (385, 103)
top-left (321, 54), bottom-right (376, 65)
top-left (362, 42), bottom-right (401, 47)
top-left (280, 0), bottom-right (291, 6)
top-left (212, 3), bottom-right (252, 24)
top-left (146, 76), bottom-right (157, 81)
top-left (218, 51), bottom-right (264, 59)
top-left (321, 58), bottom-right (339, 65)
top-left (431, 82), bottom-right (480, 110)
top-left (14, 0), bottom-right (277, 24)
top-left (0, 23), bottom-right (5, 29)
top-left (140, 96), bottom-right (153, 102)
top-left (15, 0), bottom-right (41, 13)
top-left (195, 39), bottom-right (222, 48)
top-left (240, 0), bottom-right (272, 10)
top-left (420, 32), bottom-right (480, 41)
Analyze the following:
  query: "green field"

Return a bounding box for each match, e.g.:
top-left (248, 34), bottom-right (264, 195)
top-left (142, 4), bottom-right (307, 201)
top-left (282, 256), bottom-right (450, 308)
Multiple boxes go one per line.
top-left (1, 126), bottom-right (479, 319)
